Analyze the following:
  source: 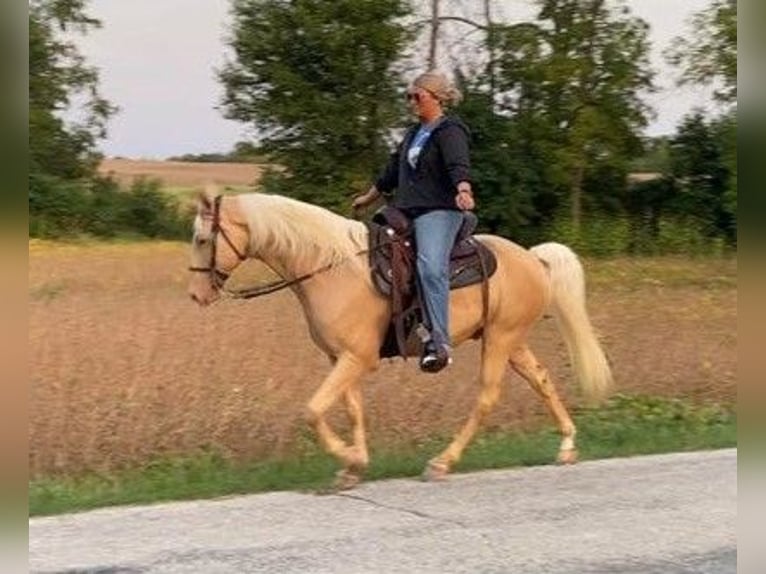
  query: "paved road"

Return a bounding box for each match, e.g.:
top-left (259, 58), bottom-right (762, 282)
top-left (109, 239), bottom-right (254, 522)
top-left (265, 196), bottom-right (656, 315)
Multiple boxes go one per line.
top-left (29, 449), bottom-right (736, 573)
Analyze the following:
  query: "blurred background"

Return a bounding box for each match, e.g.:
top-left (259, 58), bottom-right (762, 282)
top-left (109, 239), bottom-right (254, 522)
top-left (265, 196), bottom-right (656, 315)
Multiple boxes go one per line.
top-left (30, 0), bottom-right (736, 252)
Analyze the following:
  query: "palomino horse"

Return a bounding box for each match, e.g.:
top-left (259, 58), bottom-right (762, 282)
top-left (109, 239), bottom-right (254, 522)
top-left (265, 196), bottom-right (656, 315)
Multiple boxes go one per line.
top-left (188, 190), bottom-right (612, 488)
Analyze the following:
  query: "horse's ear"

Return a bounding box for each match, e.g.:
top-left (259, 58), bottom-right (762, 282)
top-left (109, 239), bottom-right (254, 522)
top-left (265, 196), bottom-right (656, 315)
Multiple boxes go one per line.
top-left (197, 183), bottom-right (218, 215)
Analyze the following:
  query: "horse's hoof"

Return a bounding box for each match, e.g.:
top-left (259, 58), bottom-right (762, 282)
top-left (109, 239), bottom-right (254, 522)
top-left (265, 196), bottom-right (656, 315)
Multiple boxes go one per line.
top-left (557, 448), bottom-right (578, 465)
top-left (421, 460), bottom-right (450, 482)
top-left (333, 468), bottom-right (362, 491)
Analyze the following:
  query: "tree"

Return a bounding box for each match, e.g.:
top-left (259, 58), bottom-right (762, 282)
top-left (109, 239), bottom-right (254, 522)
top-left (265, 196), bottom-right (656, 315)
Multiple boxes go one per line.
top-left (664, 0), bottom-right (736, 245)
top-left (665, 0), bottom-right (737, 104)
top-left (715, 111), bottom-right (737, 232)
top-left (493, 0), bottom-right (654, 231)
top-left (629, 136), bottom-right (671, 174)
top-left (453, 85), bottom-right (522, 238)
top-left (668, 111), bottom-right (735, 243)
top-left (452, 74), bottom-right (558, 244)
top-left (29, 0), bottom-right (115, 180)
top-left (219, 0), bottom-right (412, 211)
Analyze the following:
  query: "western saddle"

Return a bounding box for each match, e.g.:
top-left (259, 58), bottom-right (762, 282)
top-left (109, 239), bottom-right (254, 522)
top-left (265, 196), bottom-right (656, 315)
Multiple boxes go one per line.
top-left (366, 206), bottom-right (497, 359)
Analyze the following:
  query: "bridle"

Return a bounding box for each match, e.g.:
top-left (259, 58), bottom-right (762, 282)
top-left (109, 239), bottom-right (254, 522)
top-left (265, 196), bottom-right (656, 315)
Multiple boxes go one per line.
top-left (188, 195), bottom-right (247, 289)
top-left (188, 194), bottom-right (376, 300)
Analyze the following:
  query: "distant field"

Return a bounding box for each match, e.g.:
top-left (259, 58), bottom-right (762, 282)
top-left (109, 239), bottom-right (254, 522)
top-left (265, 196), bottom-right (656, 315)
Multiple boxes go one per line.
top-left (98, 158), bottom-right (266, 189)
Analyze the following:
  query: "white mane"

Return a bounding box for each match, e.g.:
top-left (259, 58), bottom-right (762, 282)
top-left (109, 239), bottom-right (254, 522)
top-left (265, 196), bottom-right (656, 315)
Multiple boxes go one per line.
top-left (235, 193), bottom-right (369, 269)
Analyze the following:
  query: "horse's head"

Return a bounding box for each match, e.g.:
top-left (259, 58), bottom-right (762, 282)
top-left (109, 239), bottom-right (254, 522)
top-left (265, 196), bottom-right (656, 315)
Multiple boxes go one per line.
top-left (188, 188), bottom-right (249, 306)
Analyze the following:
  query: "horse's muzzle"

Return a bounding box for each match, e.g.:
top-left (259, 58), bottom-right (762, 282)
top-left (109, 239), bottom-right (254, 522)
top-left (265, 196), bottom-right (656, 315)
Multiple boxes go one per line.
top-left (189, 290), bottom-right (217, 307)
top-left (189, 292), bottom-right (205, 306)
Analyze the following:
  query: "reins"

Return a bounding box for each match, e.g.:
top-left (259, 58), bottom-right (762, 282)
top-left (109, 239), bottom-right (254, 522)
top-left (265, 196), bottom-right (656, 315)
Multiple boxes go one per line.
top-left (222, 257), bottom-right (361, 300)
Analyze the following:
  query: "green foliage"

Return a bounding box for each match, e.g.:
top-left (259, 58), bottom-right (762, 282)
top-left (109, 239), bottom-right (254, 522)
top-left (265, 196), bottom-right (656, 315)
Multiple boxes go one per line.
top-left (165, 141), bottom-right (267, 163)
top-left (714, 111), bottom-right (737, 228)
top-left (452, 85), bottom-right (542, 241)
top-left (165, 152), bottom-right (235, 163)
top-left (119, 178), bottom-right (189, 238)
top-left (542, 208), bottom-right (730, 257)
top-left (29, 176), bottom-right (188, 240)
top-left (629, 137), bottom-right (671, 173)
top-left (427, 0), bottom-right (656, 248)
top-left (623, 111), bottom-right (737, 254)
top-left (454, 0), bottom-right (682, 252)
top-left (653, 218), bottom-right (727, 256)
top-left (220, 0), bottom-right (412, 212)
top-left (490, 0), bottom-right (654, 231)
top-left (665, 0), bottom-right (737, 104)
top-left (668, 111), bottom-right (736, 245)
top-left (548, 214), bottom-right (631, 256)
top-left (29, 174), bottom-right (90, 236)
top-left (576, 394), bottom-right (735, 455)
top-left (547, 212), bottom-right (729, 257)
top-left (457, 0), bottom-right (734, 253)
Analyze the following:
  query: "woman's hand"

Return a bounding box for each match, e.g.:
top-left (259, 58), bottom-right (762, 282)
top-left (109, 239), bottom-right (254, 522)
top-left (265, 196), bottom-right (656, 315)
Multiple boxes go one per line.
top-left (455, 184), bottom-right (475, 211)
top-left (351, 186), bottom-right (381, 213)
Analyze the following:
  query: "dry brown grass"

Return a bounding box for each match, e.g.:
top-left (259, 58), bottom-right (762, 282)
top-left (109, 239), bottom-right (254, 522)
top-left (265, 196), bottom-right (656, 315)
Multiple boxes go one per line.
top-left (98, 158), bottom-right (265, 188)
top-left (29, 240), bottom-right (737, 478)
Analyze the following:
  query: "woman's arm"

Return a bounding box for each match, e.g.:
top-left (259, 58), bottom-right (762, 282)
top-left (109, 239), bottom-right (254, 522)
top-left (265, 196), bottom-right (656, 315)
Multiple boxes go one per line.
top-left (438, 123), bottom-right (471, 190)
top-left (375, 148), bottom-right (401, 195)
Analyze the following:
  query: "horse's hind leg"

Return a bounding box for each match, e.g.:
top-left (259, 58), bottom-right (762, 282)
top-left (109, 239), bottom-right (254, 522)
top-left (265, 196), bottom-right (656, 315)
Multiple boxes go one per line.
top-left (423, 333), bottom-right (511, 481)
top-left (306, 354), bottom-right (370, 489)
top-left (509, 345), bottom-right (578, 464)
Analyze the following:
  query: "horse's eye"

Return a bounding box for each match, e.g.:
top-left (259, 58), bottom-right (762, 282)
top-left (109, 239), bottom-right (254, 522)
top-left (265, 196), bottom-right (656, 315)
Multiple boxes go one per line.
top-left (196, 237), bottom-right (208, 246)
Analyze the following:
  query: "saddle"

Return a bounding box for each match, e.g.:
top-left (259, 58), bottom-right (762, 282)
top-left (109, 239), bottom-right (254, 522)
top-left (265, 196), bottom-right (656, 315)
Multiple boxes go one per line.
top-left (366, 206), bottom-right (497, 359)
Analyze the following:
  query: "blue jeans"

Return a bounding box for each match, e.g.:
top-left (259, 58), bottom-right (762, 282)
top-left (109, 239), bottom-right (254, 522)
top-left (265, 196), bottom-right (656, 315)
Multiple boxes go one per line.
top-left (413, 210), bottom-right (465, 350)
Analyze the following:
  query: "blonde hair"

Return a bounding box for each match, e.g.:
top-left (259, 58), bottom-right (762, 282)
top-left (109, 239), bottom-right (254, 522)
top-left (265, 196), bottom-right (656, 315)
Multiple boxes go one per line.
top-left (413, 70), bottom-right (463, 106)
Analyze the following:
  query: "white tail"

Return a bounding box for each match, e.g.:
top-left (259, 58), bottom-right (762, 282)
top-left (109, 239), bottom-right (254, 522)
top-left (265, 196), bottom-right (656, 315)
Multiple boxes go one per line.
top-left (530, 242), bottom-right (613, 402)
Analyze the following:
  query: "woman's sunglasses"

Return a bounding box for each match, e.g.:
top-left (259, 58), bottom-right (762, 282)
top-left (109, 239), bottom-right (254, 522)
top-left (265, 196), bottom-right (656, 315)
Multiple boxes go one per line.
top-left (406, 92), bottom-right (422, 103)
top-left (407, 88), bottom-right (438, 104)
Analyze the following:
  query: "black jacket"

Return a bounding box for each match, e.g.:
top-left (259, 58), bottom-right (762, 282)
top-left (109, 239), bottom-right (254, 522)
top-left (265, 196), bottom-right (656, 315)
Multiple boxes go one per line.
top-left (375, 116), bottom-right (471, 214)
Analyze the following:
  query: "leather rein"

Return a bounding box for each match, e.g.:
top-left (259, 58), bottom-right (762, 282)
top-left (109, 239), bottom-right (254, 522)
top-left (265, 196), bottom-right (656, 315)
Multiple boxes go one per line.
top-left (188, 195), bottom-right (372, 300)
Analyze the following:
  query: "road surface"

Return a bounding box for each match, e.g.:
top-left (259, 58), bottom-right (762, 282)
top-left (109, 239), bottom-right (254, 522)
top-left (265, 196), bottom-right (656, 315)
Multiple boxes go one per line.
top-left (29, 449), bottom-right (736, 573)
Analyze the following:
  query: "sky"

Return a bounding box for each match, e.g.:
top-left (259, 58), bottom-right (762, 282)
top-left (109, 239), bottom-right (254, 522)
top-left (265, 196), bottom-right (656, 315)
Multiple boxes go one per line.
top-left (71, 0), bottom-right (724, 159)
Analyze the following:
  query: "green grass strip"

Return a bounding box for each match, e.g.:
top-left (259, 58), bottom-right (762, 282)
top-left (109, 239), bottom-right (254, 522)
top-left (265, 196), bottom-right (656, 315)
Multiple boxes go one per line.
top-left (29, 394), bottom-right (736, 516)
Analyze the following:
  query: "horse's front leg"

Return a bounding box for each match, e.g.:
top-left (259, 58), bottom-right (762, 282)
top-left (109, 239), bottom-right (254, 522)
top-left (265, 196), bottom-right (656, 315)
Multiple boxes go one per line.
top-left (306, 353), bottom-right (370, 489)
top-left (338, 382), bottom-right (369, 486)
